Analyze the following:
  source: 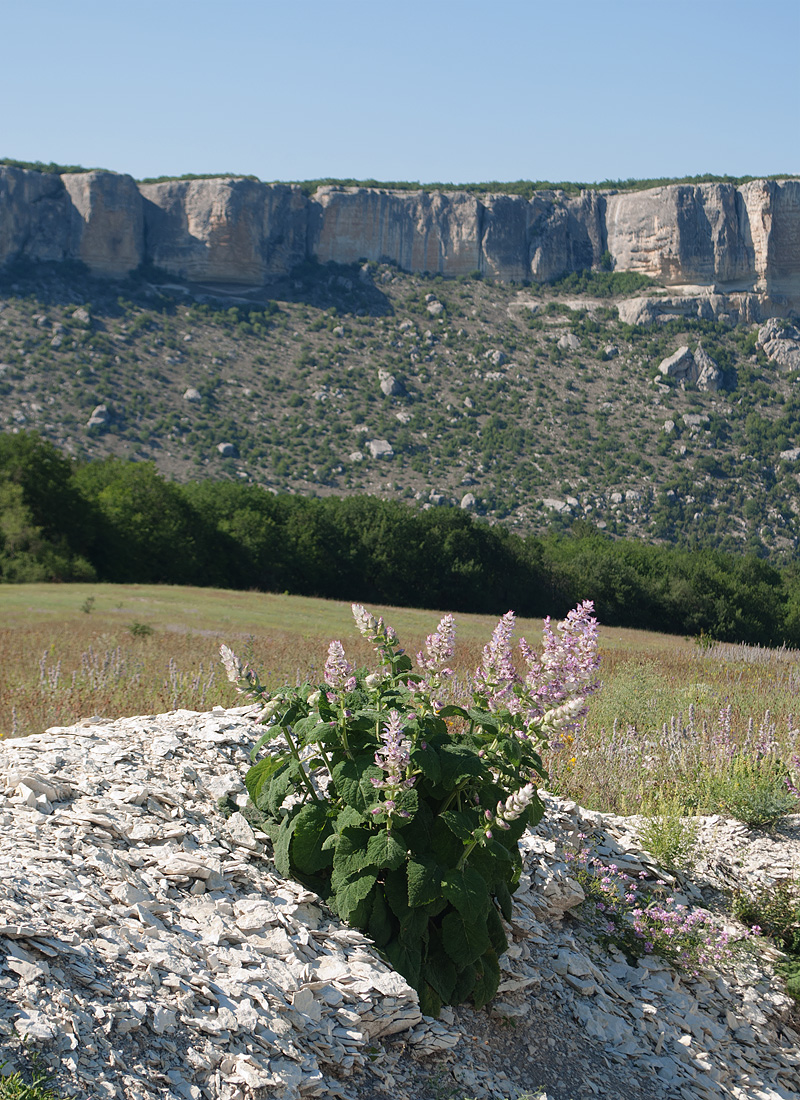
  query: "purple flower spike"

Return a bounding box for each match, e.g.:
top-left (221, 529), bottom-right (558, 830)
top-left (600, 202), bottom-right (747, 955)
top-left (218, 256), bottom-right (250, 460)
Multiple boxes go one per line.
top-left (324, 640), bottom-right (355, 690)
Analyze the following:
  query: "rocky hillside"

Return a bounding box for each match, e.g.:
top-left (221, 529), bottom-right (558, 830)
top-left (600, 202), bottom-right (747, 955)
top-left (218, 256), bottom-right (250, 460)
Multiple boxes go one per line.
top-left (3, 257), bottom-right (800, 558)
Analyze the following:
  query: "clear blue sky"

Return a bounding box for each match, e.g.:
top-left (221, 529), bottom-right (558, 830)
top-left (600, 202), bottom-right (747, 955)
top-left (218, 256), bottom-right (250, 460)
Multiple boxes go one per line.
top-left (2, 0), bottom-right (797, 185)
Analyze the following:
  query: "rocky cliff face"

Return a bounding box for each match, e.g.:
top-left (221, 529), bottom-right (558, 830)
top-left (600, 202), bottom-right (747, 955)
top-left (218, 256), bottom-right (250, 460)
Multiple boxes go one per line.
top-left (1, 166), bottom-right (799, 307)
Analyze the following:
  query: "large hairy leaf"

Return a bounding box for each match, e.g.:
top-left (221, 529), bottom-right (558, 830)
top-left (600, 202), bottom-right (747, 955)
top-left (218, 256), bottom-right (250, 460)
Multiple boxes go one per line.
top-left (441, 909), bottom-right (491, 966)
top-left (471, 949), bottom-right (501, 1009)
top-left (365, 830), bottom-right (407, 871)
top-left (407, 858), bottom-right (442, 908)
top-left (291, 802), bottom-right (333, 874)
top-left (335, 870), bottom-right (378, 924)
top-left (440, 866), bottom-right (490, 924)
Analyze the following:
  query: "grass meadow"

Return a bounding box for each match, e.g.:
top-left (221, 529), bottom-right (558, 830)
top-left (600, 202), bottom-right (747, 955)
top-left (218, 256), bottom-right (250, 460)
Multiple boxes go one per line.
top-left (2, 582), bottom-right (799, 820)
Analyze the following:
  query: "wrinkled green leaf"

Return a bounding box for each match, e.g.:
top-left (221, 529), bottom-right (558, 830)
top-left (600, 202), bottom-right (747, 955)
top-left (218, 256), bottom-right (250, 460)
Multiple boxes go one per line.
top-left (418, 982), bottom-right (442, 1018)
top-left (425, 929), bottom-right (458, 1003)
top-left (365, 830), bottom-right (407, 871)
top-left (410, 743), bottom-right (441, 784)
top-left (441, 810), bottom-right (476, 842)
top-left (273, 815), bottom-right (298, 879)
top-left (471, 949), bottom-right (501, 1009)
top-left (437, 745), bottom-right (485, 787)
top-left (441, 909), bottom-right (491, 966)
top-left (495, 878), bottom-right (513, 922)
top-left (368, 888), bottom-right (393, 948)
top-left (383, 936), bottom-right (422, 989)
top-left (331, 757), bottom-right (382, 811)
top-left (265, 767), bottom-right (294, 818)
top-left (438, 704), bottom-right (470, 719)
top-left (291, 802), bottom-right (333, 874)
top-left (407, 858), bottom-right (442, 908)
top-left (335, 870), bottom-right (378, 923)
top-left (486, 904), bottom-right (508, 956)
top-left (441, 866), bottom-right (490, 923)
top-left (331, 827), bottom-right (374, 887)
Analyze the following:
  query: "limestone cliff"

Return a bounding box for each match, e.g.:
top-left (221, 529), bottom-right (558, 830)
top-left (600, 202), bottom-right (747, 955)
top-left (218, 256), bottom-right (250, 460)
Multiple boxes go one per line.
top-left (1, 166), bottom-right (799, 309)
top-left (140, 178), bottom-right (307, 284)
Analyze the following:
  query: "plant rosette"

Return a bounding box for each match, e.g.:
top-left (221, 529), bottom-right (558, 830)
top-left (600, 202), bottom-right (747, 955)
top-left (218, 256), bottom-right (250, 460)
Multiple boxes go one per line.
top-left (220, 600), bottom-right (599, 1017)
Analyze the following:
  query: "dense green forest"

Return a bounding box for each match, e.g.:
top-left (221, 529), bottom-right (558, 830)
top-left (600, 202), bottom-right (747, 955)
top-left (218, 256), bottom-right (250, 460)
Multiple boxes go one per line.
top-left (1, 430), bottom-right (798, 647)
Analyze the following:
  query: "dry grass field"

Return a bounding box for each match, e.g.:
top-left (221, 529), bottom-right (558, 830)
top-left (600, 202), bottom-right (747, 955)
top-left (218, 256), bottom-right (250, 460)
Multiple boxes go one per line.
top-left (2, 583), bottom-right (798, 817)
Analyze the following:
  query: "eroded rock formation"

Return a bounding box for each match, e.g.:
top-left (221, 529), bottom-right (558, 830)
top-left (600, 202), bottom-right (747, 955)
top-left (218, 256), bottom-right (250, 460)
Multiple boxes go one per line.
top-left (1, 166), bottom-right (799, 309)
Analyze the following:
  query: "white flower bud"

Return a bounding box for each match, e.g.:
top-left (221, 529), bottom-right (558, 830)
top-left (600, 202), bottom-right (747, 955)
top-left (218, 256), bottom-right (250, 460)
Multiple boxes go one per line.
top-left (306, 690), bottom-right (322, 707)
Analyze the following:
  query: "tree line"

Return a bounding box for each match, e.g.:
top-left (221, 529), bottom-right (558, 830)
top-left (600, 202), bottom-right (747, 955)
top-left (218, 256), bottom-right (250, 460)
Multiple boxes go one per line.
top-left (1, 430), bottom-right (797, 647)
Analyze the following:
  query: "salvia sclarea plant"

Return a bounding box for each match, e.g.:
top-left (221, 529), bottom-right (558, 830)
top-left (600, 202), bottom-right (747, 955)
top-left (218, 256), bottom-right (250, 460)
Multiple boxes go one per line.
top-left (220, 601), bottom-right (600, 1017)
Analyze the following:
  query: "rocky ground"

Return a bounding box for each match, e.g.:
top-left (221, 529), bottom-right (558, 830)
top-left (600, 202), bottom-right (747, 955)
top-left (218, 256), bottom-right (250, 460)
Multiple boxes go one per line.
top-left (1, 706), bottom-right (798, 1100)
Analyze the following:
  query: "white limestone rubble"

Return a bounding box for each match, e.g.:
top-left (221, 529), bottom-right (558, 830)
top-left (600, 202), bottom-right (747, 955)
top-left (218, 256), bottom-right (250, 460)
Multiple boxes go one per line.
top-left (0, 708), bottom-right (798, 1100)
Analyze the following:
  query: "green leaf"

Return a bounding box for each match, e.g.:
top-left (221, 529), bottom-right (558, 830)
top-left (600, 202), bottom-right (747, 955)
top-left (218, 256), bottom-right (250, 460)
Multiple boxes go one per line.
top-left (335, 870), bottom-right (378, 923)
top-left (392, 787), bottom-right (418, 821)
top-left (331, 756), bottom-right (379, 811)
top-left (331, 827), bottom-right (374, 888)
top-left (273, 816), bottom-right (297, 878)
top-left (436, 705), bottom-right (470, 719)
top-left (365, 830), bottom-right (408, 871)
top-left (495, 879), bottom-right (513, 922)
top-left (425, 929), bottom-right (457, 1003)
top-left (418, 982), bottom-right (442, 1018)
top-left (368, 888), bottom-right (393, 948)
top-left (394, 654), bottom-right (413, 673)
top-left (249, 722), bottom-right (284, 763)
top-left (291, 802), bottom-right (333, 874)
top-left (336, 805), bottom-right (367, 831)
top-left (410, 743), bottom-right (442, 784)
top-left (430, 817), bottom-right (463, 867)
top-left (265, 767), bottom-right (294, 818)
top-left (441, 867), bottom-right (490, 923)
top-left (486, 904), bottom-right (508, 956)
top-left (383, 936), bottom-right (422, 989)
top-left (383, 865), bottom-right (411, 921)
top-left (437, 745), bottom-right (485, 787)
top-left (441, 909), bottom-right (491, 966)
top-left (471, 949), bottom-right (501, 1009)
top-left (450, 962), bottom-right (477, 1004)
top-left (407, 858), bottom-right (442, 908)
top-left (293, 715), bottom-right (324, 744)
top-left (441, 810), bottom-right (476, 842)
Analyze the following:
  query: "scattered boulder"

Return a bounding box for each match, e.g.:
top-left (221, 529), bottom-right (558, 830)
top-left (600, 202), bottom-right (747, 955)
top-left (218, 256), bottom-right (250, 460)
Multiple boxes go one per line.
top-left (602, 344), bottom-right (619, 360)
top-left (658, 346), bottom-right (694, 380)
top-left (378, 368), bottom-right (404, 397)
top-left (693, 344), bottom-right (723, 391)
top-left (366, 439), bottom-right (393, 459)
top-left (217, 442), bottom-right (238, 458)
top-left (557, 333), bottom-right (580, 352)
top-left (779, 447), bottom-right (800, 462)
top-left (757, 318), bottom-right (800, 371)
top-left (683, 413), bottom-right (710, 430)
top-left (657, 345), bottom-right (722, 391)
top-left (183, 387), bottom-right (202, 402)
top-left (484, 349), bottom-right (506, 366)
top-left (429, 492), bottom-right (450, 506)
top-left (86, 404), bottom-right (110, 429)
top-left (71, 307), bottom-right (91, 326)
top-left (460, 493), bottom-right (476, 511)
top-left (426, 300), bottom-right (444, 317)
top-left (348, 451), bottom-right (364, 462)
top-left (663, 419), bottom-right (676, 433)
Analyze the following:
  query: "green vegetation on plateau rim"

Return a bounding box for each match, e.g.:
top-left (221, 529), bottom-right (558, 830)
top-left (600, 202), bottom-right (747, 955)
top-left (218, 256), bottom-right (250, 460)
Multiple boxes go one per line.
top-left (1, 157), bottom-right (795, 193)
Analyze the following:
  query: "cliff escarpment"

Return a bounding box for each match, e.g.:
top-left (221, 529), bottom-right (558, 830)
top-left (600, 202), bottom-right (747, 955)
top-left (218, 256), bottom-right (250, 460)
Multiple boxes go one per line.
top-left (1, 166), bottom-right (799, 306)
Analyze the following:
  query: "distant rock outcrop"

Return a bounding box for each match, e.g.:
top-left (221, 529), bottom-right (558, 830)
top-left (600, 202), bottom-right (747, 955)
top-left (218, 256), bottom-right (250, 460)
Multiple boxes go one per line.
top-left (1, 167), bottom-right (800, 310)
